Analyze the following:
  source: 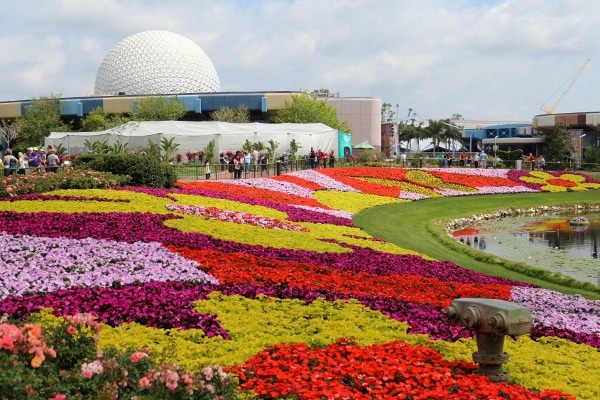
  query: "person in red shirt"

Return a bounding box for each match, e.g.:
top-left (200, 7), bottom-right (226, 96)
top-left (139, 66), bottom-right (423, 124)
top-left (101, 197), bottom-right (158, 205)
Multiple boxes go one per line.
top-left (317, 149), bottom-right (325, 168)
top-left (528, 153), bottom-right (535, 170)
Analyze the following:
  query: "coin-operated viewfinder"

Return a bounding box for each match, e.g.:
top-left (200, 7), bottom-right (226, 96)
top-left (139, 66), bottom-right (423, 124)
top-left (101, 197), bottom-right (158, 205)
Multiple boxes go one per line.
top-left (445, 298), bottom-right (532, 382)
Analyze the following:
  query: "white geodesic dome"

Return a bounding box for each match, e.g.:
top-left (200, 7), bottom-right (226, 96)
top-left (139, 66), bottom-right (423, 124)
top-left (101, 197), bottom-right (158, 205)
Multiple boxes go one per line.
top-left (94, 30), bottom-right (220, 96)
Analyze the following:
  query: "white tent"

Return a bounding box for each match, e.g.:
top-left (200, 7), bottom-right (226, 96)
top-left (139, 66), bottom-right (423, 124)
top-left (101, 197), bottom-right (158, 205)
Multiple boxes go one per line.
top-left (46, 121), bottom-right (340, 160)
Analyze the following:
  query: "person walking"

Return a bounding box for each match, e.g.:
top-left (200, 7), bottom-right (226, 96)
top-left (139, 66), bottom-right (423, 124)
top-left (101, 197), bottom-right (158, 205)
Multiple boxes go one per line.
top-left (204, 159), bottom-right (211, 180)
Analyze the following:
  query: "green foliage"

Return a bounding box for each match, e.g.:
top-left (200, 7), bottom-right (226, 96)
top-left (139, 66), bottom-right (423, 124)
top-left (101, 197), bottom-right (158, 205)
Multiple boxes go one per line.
top-left (160, 137), bottom-right (180, 162)
top-left (0, 310), bottom-right (239, 399)
top-left (72, 153), bottom-right (177, 188)
top-left (13, 94), bottom-right (69, 149)
top-left (582, 145), bottom-right (599, 169)
top-left (544, 122), bottom-right (575, 165)
top-left (242, 140), bottom-right (264, 153)
top-left (52, 143), bottom-right (68, 157)
top-left (79, 107), bottom-right (110, 132)
top-left (276, 92), bottom-right (352, 133)
top-left (0, 167), bottom-right (129, 197)
top-left (266, 139), bottom-right (279, 161)
top-left (111, 140), bottom-right (129, 154)
top-left (287, 139), bottom-right (301, 160)
top-left (203, 139), bottom-right (216, 163)
top-left (134, 96), bottom-right (187, 121)
top-left (84, 139), bottom-right (110, 154)
top-left (381, 102), bottom-right (395, 123)
top-left (144, 139), bottom-right (162, 160)
top-left (209, 105), bottom-right (251, 122)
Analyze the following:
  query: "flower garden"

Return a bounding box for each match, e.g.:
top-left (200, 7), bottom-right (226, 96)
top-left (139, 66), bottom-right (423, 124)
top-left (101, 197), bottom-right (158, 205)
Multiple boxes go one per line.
top-left (1, 167), bottom-right (600, 399)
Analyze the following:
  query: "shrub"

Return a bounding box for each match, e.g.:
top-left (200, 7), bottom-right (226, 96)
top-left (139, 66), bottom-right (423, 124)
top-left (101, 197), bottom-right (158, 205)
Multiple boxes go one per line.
top-left (0, 168), bottom-right (130, 198)
top-left (72, 153), bottom-right (177, 188)
top-left (0, 311), bottom-right (239, 399)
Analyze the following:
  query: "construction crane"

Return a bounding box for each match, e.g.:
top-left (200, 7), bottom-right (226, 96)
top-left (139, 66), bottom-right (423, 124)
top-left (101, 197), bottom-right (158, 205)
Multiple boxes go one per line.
top-left (540, 58), bottom-right (591, 114)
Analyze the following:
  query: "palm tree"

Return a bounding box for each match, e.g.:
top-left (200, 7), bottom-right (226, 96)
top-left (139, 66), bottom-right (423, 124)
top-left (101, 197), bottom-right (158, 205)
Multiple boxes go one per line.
top-left (439, 119), bottom-right (463, 154)
top-left (399, 122), bottom-right (425, 152)
top-left (423, 119), bottom-right (446, 157)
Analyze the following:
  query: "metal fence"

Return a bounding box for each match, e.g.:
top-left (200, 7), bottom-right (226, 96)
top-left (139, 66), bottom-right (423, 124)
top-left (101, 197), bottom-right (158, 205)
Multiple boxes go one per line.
top-left (5, 158), bottom-right (598, 181)
top-left (175, 157), bottom-right (349, 181)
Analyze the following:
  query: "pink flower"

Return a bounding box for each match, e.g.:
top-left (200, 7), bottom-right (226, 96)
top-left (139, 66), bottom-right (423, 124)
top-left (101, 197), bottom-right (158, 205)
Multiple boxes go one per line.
top-left (165, 370), bottom-right (179, 390)
top-left (139, 376), bottom-right (152, 389)
top-left (49, 394), bottom-right (67, 400)
top-left (81, 369), bottom-right (94, 379)
top-left (66, 325), bottom-right (76, 335)
top-left (130, 351), bottom-right (148, 363)
top-left (182, 373), bottom-right (193, 386)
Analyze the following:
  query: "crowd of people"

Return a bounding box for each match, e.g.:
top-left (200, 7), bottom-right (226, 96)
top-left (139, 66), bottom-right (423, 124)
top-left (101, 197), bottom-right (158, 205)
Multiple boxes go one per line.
top-left (218, 148), bottom-right (272, 180)
top-left (2, 146), bottom-right (63, 176)
top-left (306, 148), bottom-right (335, 169)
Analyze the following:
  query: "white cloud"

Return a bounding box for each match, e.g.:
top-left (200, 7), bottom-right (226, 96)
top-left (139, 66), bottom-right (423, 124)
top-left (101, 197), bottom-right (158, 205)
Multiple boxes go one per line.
top-left (1, 0), bottom-right (599, 121)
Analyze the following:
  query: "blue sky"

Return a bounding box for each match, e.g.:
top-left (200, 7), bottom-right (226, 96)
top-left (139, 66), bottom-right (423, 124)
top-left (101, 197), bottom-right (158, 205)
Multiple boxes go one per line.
top-left (0, 0), bottom-right (599, 122)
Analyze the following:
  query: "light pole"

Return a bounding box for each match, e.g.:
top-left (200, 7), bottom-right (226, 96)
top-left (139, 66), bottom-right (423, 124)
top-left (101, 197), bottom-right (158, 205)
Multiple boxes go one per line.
top-left (395, 104), bottom-right (400, 157)
top-left (493, 135), bottom-right (498, 166)
top-left (580, 133), bottom-right (586, 168)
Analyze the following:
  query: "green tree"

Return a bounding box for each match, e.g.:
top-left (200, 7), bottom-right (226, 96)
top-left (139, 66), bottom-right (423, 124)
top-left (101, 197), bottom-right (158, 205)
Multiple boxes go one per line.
top-left (160, 137), bottom-right (180, 162)
top-left (80, 107), bottom-right (110, 132)
top-left (134, 96), bottom-right (187, 121)
top-left (210, 105), bottom-right (251, 123)
top-left (545, 122), bottom-right (575, 167)
top-left (14, 94), bottom-right (69, 148)
top-left (203, 139), bottom-right (216, 163)
top-left (143, 140), bottom-right (162, 160)
top-left (287, 139), bottom-right (301, 160)
top-left (423, 119), bottom-right (447, 156)
top-left (266, 139), bottom-right (279, 161)
top-left (582, 145), bottom-right (599, 168)
top-left (276, 92), bottom-right (351, 133)
top-left (439, 119), bottom-right (463, 152)
top-left (381, 102), bottom-right (395, 123)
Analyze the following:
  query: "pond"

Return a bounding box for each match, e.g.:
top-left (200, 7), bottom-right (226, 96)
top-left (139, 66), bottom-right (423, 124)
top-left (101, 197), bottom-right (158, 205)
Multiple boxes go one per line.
top-left (452, 213), bottom-right (600, 285)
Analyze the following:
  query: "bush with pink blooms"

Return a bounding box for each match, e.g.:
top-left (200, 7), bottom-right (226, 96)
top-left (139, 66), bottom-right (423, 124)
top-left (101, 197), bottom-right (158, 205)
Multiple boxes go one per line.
top-left (0, 311), bottom-right (238, 399)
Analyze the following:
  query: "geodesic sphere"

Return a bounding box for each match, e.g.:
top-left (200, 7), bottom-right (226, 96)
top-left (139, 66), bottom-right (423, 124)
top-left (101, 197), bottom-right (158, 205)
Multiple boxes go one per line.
top-left (94, 30), bottom-right (220, 96)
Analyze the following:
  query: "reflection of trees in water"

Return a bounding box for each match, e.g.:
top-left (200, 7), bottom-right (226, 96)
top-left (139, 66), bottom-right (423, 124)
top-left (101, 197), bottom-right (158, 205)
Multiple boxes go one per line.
top-left (592, 231), bottom-right (598, 259)
top-left (530, 224), bottom-right (597, 257)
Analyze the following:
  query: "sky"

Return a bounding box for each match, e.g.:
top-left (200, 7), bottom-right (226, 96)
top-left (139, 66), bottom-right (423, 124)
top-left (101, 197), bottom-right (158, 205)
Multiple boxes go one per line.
top-left (1, 0), bottom-right (599, 124)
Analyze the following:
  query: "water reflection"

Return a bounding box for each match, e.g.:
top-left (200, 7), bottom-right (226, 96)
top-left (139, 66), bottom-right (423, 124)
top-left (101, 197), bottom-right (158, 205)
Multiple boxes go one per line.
top-left (459, 235), bottom-right (487, 250)
top-left (523, 218), bottom-right (598, 259)
top-left (452, 214), bottom-right (600, 285)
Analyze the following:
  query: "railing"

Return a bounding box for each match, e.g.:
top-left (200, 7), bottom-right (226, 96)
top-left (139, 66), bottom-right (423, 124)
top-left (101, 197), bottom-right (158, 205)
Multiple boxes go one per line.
top-left (175, 158), bottom-right (347, 180)
top-left (5, 158), bottom-right (597, 181)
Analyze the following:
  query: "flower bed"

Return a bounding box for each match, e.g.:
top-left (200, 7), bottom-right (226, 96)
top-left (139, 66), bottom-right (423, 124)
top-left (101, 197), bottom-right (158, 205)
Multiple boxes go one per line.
top-left (0, 168), bottom-right (599, 399)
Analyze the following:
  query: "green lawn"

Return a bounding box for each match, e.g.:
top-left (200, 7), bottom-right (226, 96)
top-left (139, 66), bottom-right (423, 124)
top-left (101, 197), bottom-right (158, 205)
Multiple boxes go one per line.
top-left (354, 190), bottom-right (600, 299)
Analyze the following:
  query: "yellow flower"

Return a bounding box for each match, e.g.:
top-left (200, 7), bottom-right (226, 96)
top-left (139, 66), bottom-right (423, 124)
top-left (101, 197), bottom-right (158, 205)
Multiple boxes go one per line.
top-left (520, 171), bottom-right (600, 192)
